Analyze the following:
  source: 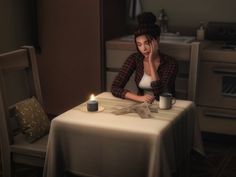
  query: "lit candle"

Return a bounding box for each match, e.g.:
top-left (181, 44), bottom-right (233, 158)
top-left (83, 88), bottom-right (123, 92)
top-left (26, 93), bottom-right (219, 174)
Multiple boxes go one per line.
top-left (87, 94), bottom-right (98, 112)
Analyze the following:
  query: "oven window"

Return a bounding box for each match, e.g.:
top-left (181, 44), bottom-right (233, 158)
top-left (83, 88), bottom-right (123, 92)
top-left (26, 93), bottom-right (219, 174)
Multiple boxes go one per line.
top-left (222, 76), bottom-right (236, 97)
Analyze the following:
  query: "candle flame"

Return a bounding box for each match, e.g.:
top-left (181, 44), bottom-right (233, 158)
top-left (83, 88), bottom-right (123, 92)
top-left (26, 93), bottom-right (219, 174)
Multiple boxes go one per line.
top-left (90, 94), bottom-right (96, 101)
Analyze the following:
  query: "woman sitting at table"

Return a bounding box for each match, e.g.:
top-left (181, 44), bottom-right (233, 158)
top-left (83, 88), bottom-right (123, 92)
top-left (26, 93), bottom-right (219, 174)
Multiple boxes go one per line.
top-left (111, 12), bottom-right (178, 104)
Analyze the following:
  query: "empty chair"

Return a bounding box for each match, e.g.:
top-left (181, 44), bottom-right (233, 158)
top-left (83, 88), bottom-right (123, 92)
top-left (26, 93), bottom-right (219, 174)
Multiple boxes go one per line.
top-left (0, 46), bottom-right (49, 177)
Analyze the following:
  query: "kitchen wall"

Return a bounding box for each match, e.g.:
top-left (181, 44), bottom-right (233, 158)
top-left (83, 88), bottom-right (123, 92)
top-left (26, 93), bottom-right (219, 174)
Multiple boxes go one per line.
top-left (2, 0), bottom-right (236, 53)
top-left (139, 0), bottom-right (236, 35)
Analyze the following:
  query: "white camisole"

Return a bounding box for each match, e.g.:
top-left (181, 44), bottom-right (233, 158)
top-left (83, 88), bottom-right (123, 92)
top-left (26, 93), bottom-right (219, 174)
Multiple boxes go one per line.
top-left (138, 73), bottom-right (154, 96)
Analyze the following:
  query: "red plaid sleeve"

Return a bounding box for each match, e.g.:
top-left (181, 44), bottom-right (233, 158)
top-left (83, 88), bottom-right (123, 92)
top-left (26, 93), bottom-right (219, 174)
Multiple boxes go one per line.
top-left (111, 53), bottom-right (137, 98)
top-left (151, 54), bottom-right (178, 98)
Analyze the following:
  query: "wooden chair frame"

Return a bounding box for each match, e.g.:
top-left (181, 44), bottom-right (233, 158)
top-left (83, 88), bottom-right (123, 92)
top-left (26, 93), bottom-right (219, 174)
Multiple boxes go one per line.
top-left (0, 46), bottom-right (47, 177)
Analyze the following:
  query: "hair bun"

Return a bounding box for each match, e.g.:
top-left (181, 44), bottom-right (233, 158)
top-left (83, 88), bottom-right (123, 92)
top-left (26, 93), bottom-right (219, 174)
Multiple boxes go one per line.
top-left (137, 12), bottom-right (156, 26)
top-left (134, 12), bottom-right (161, 39)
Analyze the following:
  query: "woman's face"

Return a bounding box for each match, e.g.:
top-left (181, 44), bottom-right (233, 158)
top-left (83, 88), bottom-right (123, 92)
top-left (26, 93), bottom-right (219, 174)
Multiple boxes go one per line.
top-left (135, 35), bottom-right (151, 58)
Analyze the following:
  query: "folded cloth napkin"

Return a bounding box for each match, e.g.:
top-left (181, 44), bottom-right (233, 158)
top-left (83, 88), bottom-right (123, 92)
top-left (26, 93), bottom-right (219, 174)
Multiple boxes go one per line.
top-left (112, 102), bottom-right (157, 118)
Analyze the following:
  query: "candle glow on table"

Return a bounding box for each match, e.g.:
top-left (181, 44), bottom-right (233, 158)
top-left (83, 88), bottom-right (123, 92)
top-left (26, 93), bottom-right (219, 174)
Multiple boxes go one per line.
top-left (87, 94), bottom-right (98, 112)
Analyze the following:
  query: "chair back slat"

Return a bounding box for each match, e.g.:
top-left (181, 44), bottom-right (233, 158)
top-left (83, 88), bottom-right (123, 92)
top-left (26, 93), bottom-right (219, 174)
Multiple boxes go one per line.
top-left (0, 49), bottom-right (30, 70)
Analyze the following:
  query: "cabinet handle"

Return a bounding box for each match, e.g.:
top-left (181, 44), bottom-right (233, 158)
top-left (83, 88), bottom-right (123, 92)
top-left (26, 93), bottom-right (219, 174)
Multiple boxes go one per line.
top-left (204, 112), bottom-right (236, 120)
top-left (213, 68), bottom-right (236, 75)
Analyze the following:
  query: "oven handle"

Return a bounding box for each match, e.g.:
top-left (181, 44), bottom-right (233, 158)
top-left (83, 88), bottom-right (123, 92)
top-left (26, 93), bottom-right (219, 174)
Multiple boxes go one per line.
top-left (213, 68), bottom-right (236, 75)
top-left (204, 112), bottom-right (236, 120)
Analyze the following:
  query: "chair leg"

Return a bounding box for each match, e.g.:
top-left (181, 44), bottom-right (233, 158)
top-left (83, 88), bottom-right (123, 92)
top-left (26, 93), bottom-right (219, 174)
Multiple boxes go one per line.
top-left (1, 151), bottom-right (12, 177)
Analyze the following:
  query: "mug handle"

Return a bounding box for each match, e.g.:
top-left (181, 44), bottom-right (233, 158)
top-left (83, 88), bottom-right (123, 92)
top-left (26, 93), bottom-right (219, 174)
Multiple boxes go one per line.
top-left (171, 97), bottom-right (176, 105)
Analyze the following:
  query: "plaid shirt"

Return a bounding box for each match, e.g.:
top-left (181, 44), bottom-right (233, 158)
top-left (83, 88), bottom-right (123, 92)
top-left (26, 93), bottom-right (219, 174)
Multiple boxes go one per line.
top-left (111, 52), bottom-right (178, 100)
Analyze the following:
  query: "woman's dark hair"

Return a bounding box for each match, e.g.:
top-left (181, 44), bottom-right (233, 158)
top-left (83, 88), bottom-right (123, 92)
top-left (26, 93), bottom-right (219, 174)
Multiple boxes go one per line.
top-left (134, 12), bottom-right (161, 40)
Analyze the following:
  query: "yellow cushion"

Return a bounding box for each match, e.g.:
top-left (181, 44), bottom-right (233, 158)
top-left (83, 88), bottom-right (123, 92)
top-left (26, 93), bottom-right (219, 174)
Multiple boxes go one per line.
top-left (14, 97), bottom-right (50, 143)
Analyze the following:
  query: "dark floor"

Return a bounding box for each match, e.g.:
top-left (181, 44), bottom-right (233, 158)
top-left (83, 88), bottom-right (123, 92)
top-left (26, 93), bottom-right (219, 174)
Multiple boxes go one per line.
top-left (190, 141), bottom-right (236, 177)
top-left (1, 140), bottom-right (236, 177)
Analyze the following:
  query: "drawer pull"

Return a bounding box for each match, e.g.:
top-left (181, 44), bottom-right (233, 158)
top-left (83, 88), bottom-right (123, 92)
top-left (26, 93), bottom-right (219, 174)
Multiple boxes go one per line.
top-left (204, 112), bottom-right (236, 120)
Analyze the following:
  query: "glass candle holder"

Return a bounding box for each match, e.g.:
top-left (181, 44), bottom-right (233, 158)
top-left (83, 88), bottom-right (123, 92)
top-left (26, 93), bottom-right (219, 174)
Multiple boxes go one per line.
top-left (87, 94), bottom-right (98, 112)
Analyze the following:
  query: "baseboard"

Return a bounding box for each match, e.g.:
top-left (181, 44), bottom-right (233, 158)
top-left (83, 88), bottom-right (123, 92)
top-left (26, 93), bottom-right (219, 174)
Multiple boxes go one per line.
top-left (201, 131), bottom-right (236, 144)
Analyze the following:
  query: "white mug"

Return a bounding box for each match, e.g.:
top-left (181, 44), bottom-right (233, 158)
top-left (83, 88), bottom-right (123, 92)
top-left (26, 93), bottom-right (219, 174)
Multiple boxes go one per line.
top-left (159, 93), bottom-right (176, 109)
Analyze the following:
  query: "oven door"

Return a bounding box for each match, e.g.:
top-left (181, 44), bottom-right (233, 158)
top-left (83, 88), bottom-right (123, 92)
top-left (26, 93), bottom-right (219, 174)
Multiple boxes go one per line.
top-left (197, 61), bottom-right (236, 110)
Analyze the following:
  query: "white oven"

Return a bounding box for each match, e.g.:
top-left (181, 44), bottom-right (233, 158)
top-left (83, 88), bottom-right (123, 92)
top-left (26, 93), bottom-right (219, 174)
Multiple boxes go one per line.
top-left (197, 61), bottom-right (236, 110)
top-left (196, 41), bottom-right (236, 135)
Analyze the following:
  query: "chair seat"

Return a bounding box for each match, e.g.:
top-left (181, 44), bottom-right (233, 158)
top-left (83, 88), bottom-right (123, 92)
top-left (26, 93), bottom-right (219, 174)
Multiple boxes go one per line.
top-left (11, 133), bottom-right (48, 158)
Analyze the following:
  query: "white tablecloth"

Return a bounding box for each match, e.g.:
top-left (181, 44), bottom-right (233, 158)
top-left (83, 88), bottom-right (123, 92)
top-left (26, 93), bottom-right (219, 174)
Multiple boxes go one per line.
top-left (43, 92), bottom-right (204, 177)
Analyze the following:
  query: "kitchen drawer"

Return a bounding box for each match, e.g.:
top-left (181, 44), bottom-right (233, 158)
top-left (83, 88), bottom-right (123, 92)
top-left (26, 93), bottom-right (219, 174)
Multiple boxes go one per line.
top-left (197, 106), bottom-right (236, 135)
top-left (106, 49), bottom-right (135, 68)
top-left (160, 43), bottom-right (192, 61)
top-left (106, 71), bottom-right (138, 93)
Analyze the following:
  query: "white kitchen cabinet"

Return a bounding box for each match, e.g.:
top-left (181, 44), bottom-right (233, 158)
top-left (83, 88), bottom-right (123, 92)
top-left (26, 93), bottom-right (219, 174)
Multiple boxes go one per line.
top-left (105, 37), bottom-right (200, 100)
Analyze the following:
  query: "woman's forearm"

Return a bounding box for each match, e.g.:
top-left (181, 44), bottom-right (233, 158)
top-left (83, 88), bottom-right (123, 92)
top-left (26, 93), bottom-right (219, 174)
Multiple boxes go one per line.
top-left (125, 92), bottom-right (155, 103)
top-left (125, 92), bottom-right (141, 102)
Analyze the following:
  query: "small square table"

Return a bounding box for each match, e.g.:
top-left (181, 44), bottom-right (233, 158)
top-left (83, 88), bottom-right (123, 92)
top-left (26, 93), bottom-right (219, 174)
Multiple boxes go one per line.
top-left (43, 92), bottom-right (204, 177)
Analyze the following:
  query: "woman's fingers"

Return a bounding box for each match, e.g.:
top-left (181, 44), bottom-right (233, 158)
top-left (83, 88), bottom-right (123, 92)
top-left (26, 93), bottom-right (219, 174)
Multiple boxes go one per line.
top-left (139, 95), bottom-right (155, 103)
top-left (149, 39), bottom-right (158, 59)
top-left (144, 95), bottom-right (155, 103)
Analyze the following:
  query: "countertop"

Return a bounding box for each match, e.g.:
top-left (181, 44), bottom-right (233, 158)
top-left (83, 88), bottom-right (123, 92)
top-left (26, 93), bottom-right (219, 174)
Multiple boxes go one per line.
top-left (106, 34), bottom-right (196, 50)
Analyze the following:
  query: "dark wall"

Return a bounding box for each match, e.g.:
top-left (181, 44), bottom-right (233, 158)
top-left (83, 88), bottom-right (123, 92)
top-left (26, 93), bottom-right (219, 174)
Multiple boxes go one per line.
top-left (37, 0), bottom-right (102, 114)
top-left (0, 0), bottom-right (127, 115)
top-left (0, 0), bottom-right (33, 53)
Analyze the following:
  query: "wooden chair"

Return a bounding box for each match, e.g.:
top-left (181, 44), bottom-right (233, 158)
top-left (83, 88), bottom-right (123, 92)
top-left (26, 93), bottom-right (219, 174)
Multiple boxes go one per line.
top-left (0, 46), bottom-right (48, 177)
